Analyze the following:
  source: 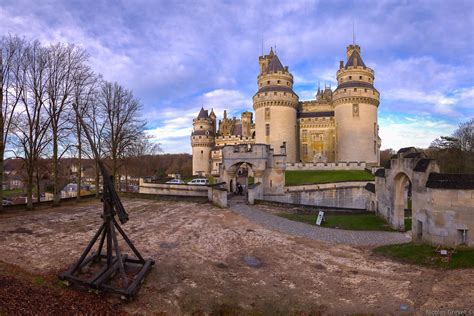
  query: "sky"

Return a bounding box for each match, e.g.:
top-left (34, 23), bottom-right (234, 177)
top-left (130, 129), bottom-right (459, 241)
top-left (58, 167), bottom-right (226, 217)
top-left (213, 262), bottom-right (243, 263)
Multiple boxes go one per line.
top-left (1, 0), bottom-right (473, 153)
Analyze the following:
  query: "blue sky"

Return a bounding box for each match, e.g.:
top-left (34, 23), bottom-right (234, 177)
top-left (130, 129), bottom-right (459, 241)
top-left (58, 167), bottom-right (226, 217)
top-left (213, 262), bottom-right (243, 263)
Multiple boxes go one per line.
top-left (1, 0), bottom-right (473, 153)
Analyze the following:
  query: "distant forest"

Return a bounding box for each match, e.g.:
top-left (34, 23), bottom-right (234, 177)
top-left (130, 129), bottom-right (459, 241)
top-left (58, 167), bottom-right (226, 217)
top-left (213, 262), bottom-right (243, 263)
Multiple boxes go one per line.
top-left (4, 154), bottom-right (192, 181)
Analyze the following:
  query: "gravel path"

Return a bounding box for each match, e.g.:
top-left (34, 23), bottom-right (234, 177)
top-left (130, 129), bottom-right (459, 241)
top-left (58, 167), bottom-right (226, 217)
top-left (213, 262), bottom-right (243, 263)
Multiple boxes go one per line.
top-left (229, 200), bottom-right (411, 247)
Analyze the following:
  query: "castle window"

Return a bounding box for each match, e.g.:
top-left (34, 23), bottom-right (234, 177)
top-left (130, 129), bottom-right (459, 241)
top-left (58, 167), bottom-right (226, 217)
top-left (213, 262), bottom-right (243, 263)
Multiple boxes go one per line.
top-left (265, 124), bottom-right (270, 136)
top-left (265, 108), bottom-right (270, 120)
top-left (303, 144), bottom-right (308, 156)
top-left (359, 76), bottom-right (362, 80)
top-left (365, 89), bottom-right (367, 92)
top-left (287, 82), bottom-right (289, 86)
top-left (201, 150), bottom-right (203, 154)
top-left (344, 89), bottom-right (347, 92)
top-left (274, 92), bottom-right (277, 96)
top-left (284, 92), bottom-right (286, 96)
top-left (277, 80), bottom-right (280, 84)
top-left (352, 104), bottom-right (359, 117)
top-left (199, 136), bottom-right (202, 139)
top-left (354, 88), bottom-right (357, 92)
top-left (302, 129), bottom-right (307, 142)
top-left (267, 80), bottom-right (270, 85)
top-left (349, 76), bottom-right (352, 80)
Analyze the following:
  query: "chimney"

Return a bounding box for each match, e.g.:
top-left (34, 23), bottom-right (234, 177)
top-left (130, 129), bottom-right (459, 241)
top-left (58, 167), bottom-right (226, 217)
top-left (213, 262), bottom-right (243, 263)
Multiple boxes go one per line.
top-left (339, 60), bottom-right (344, 69)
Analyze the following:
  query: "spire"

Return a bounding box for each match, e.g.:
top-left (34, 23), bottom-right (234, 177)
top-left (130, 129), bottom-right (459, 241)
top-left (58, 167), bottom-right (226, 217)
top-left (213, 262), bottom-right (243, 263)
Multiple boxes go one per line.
top-left (223, 110), bottom-right (227, 119)
top-left (352, 21), bottom-right (356, 45)
top-left (209, 108), bottom-right (216, 119)
top-left (269, 47), bottom-right (274, 56)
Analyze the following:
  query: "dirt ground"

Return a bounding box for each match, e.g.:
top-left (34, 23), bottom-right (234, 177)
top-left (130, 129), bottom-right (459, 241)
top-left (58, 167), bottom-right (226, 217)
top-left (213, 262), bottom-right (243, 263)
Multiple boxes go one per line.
top-left (0, 198), bottom-right (472, 315)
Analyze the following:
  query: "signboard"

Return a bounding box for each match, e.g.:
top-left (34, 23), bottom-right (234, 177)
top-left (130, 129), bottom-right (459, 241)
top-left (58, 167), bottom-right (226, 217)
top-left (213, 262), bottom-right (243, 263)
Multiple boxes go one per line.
top-left (316, 211), bottom-right (325, 226)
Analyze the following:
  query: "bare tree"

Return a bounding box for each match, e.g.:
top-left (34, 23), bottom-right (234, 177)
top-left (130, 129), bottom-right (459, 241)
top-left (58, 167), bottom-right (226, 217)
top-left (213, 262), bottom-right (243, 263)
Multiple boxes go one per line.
top-left (0, 35), bottom-right (25, 209)
top-left (429, 118), bottom-right (474, 173)
top-left (45, 43), bottom-right (88, 206)
top-left (99, 81), bottom-right (146, 184)
top-left (11, 40), bottom-right (51, 209)
top-left (71, 65), bottom-right (99, 200)
top-left (79, 87), bottom-right (107, 197)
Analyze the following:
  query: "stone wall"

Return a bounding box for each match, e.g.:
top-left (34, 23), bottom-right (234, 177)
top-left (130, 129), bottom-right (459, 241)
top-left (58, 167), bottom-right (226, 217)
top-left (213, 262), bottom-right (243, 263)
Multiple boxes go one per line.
top-left (259, 182), bottom-right (371, 210)
top-left (413, 187), bottom-right (474, 247)
top-left (286, 161), bottom-right (367, 170)
top-left (139, 179), bottom-right (208, 197)
top-left (208, 186), bottom-right (228, 208)
top-left (375, 148), bottom-right (474, 247)
top-left (248, 182), bottom-right (263, 205)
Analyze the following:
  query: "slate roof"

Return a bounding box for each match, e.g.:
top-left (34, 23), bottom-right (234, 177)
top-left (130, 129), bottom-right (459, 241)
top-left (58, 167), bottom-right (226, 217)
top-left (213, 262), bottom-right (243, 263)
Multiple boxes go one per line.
top-left (404, 152), bottom-right (424, 159)
top-left (413, 159), bottom-right (433, 172)
top-left (426, 173), bottom-right (474, 190)
top-left (297, 111), bottom-right (335, 118)
top-left (365, 183), bottom-right (375, 193)
top-left (345, 50), bottom-right (366, 68)
top-left (266, 54), bottom-right (285, 73)
top-left (335, 81), bottom-right (376, 92)
top-left (398, 147), bottom-right (416, 154)
top-left (232, 123), bottom-right (242, 136)
top-left (197, 107), bottom-right (208, 119)
top-left (192, 130), bottom-right (213, 136)
top-left (257, 86), bottom-right (294, 94)
top-left (374, 168), bottom-right (385, 177)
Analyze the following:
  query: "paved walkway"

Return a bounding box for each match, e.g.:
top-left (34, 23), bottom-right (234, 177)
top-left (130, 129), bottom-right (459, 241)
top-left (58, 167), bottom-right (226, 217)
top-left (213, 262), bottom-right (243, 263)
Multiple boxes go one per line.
top-left (228, 199), bottom-right (411, 247)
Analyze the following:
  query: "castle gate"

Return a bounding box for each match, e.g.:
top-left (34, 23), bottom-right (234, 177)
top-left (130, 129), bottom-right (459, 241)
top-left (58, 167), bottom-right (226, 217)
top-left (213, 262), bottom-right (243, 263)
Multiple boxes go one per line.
top-left (375, 148), bottom-right (437, 231)
top-left (218, 144), bottom-right (286, 199)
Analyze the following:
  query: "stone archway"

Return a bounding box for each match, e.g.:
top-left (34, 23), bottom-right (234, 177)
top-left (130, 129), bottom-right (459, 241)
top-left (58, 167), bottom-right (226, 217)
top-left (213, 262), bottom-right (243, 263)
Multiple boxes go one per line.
top-left (375, 147), bottom-right (439, 231)
top-left (225, 162), bottom-right (257, 194)
top-left (393, 172), bottom-right (412, 231)
top-left (219, 144), bottom-right (286, 200)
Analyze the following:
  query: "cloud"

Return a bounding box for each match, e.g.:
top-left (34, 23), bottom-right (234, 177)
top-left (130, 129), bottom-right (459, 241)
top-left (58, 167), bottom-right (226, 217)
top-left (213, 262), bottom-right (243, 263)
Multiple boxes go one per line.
top-left (379, 115), bottom-right (458, 150)
top-left (145, 88), bottom-right (252, 153)
top-left (1, 0), bottom-right (473, 154)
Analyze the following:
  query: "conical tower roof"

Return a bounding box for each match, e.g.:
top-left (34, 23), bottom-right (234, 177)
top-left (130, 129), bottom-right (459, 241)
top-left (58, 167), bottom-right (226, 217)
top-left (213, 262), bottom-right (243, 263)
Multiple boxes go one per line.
top-left (197, 107), bottom-right (208, 119)
top-left (345, 50), bottom-right (366, 68)
top-left (266, 54), bottom-right (285, 73)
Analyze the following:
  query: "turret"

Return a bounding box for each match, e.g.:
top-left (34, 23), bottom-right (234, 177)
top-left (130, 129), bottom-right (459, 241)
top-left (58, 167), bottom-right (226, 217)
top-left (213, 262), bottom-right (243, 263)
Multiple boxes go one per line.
top-left (191, 107), bottom-right (215, 175)
top-left (253, 48), bottom-right (299, 162)
top-left (333, 44), bottom-right (381, 166)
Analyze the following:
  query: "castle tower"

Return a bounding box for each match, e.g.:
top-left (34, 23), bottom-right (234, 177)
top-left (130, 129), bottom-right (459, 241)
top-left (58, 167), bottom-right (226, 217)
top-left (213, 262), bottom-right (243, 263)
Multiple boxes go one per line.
top-left (241, 111), bottom-right (253, 137)
top-left (191, 107), bottom-right (215, 175)
top-left (333, 44), bottom-right (380, 165)
top-left (253, 48), bottom-right (299, 162)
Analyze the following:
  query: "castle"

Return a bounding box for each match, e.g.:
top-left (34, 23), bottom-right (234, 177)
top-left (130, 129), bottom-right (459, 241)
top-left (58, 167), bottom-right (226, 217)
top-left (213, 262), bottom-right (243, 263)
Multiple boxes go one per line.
top-left (191, 43), bottom-right (381, 176)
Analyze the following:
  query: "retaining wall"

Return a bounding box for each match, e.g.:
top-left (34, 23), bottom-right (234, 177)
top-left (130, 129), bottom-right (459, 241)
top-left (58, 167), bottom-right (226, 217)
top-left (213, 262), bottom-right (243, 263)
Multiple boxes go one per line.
top-left (139, 179), bottom-right (208, 197)
top-left (259, 182), bottom-right (371, 210)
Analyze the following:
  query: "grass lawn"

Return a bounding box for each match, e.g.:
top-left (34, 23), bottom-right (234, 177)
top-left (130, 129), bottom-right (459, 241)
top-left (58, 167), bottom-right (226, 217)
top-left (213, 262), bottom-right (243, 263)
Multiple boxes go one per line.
top-left (374, 243), bottom-right (474, 269)
top-left (285, 170), bottom-right (374, 186)
top-left (277, 213), bottom-right (394, 231)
